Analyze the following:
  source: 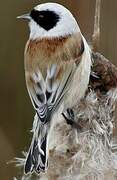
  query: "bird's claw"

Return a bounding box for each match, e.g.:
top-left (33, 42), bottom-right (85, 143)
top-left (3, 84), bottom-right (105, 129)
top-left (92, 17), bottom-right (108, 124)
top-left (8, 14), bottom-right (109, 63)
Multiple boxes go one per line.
top-left (62, 108), bottom-right (75, 126)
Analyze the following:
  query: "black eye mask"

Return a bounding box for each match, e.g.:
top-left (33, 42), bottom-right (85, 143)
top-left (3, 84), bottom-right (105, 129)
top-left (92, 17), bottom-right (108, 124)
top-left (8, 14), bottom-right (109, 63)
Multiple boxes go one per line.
top-left (30, 9), bottom-right (60, 31)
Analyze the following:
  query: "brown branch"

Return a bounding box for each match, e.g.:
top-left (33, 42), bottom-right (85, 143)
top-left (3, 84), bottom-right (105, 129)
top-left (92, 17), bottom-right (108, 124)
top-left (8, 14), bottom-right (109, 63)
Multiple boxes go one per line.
top-left (92, 0), bottom-right (101, 52)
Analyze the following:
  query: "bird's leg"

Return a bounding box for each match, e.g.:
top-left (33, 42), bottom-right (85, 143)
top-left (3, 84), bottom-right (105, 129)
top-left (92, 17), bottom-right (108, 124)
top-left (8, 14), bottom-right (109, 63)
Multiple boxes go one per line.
top-left (62, 108), bottom-right (75, 126)
top-left (62, 108), bottom-right (82, 131)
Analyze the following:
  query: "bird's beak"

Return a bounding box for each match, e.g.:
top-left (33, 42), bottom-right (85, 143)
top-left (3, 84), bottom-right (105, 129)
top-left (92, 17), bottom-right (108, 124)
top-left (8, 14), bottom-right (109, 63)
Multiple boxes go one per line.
top-left (17, 13), bottom-right (31, 20)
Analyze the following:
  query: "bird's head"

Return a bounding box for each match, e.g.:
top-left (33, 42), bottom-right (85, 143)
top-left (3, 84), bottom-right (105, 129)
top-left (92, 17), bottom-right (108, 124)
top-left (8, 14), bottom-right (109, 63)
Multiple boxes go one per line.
top-left (17, 3), bottom-right (80, 40)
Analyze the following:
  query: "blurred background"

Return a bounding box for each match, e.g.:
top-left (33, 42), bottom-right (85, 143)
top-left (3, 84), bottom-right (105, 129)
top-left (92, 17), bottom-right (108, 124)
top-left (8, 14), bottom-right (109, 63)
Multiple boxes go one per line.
top-left (0, 0), bottom-right (117, 179)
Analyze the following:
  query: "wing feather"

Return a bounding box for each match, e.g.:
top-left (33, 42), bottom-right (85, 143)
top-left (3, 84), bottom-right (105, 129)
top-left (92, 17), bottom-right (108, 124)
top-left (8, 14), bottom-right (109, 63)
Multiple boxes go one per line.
top-left (25, 62), bottom-right (77, 174)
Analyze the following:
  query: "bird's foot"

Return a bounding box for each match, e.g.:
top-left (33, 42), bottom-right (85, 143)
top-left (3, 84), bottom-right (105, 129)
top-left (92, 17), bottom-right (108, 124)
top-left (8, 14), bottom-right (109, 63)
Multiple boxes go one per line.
top-left (62, 108), bottom-right (75, 126)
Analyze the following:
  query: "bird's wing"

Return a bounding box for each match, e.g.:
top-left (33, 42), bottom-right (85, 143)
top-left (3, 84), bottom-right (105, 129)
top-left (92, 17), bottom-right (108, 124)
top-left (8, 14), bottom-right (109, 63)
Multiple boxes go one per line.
top-left (25, 63), bottom-right (76, 174)
top-left (26, 63), bottom-right (76, 118)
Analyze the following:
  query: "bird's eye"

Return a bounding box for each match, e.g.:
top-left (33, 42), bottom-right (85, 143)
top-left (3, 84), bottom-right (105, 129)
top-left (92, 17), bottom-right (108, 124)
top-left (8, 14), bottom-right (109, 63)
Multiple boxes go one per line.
top-left (39, 15), bottom-right (44, 18)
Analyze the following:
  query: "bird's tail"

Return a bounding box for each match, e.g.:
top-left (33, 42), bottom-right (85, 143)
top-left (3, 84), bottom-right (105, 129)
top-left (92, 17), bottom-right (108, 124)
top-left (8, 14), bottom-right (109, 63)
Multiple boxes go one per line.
top-left (24, 115), bottom-right (48, 174)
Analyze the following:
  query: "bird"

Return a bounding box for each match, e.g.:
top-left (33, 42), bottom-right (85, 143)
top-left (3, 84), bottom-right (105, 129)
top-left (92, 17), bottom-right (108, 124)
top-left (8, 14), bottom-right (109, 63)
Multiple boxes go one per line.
top-left (17, 2), bottom-right (92, 174)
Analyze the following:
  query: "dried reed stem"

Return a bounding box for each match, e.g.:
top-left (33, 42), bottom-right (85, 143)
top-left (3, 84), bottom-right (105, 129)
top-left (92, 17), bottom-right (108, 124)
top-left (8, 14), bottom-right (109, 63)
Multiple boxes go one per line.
top-left (92, 0), bottom-right (101, 52)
